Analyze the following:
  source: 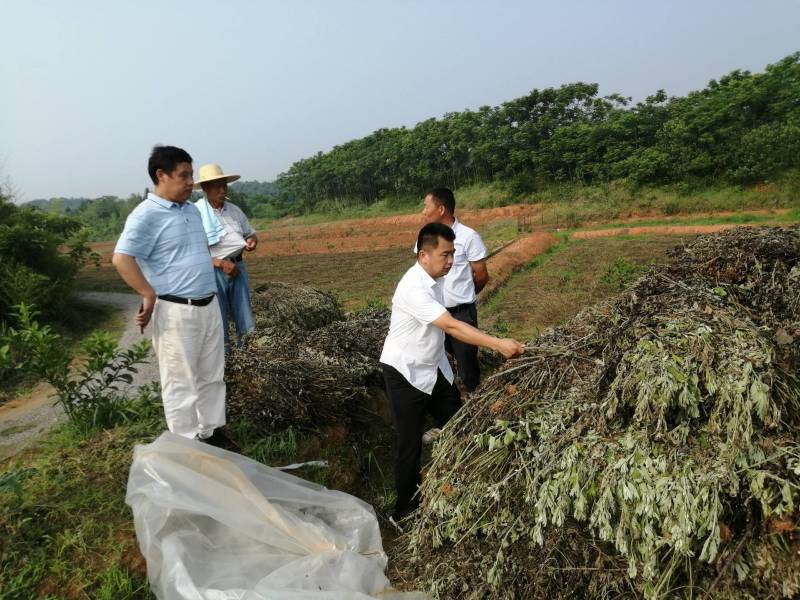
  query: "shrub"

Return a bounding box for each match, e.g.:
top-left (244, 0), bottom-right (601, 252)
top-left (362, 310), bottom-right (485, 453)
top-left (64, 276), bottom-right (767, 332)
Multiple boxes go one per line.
top-left (1, 304), bottom-right (152, 433)
top-left (0, 195), bottom-right (96, 323)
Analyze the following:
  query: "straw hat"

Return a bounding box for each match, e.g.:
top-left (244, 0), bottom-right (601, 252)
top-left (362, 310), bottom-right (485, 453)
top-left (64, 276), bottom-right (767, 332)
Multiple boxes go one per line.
top-left (193, 163), bottom-right (241, 189)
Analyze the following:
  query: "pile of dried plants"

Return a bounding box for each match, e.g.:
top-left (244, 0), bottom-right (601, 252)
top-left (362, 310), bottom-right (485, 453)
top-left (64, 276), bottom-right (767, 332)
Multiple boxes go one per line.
top-left (399, 227), bottom-right (800, 599)
top-left (226, 282), bottom-right (388, 431)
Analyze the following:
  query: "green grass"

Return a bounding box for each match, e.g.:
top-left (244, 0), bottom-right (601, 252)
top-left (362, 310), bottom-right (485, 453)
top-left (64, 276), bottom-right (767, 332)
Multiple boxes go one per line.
top-left (0, 415), bottom-right (163, 599)
top-left (482, 234), bottom-right (689, 341)
top-left (7, 223), bottom-right (791, 598)
top-left (0, 399), bottom-right (399, 599)
top-left (478, 217), bottom-right (520, 251)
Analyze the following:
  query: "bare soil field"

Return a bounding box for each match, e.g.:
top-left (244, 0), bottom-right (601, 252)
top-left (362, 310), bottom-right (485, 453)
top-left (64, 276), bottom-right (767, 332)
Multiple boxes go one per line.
top-left (88, 203), bottom-right (543, 259)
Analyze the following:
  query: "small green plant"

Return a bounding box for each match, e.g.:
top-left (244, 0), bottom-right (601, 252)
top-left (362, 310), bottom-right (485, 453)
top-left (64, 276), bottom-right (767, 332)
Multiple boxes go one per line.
top-left (491, 319), bottom-right (511, 337)
top-left (2, 304), bottom-right (152, 433)
top-left (93, 566), bottom-right (149, 599)
top-left (0, 468), bottom-right (36, 502)
top-left (228, 421), bottom-right (300, 464)
top-left (362, 297), bottom-right (388, 311)
top-left (662, 199), bottom-right (682, 215)
top-left (600, 257), bottom-right (648, 291)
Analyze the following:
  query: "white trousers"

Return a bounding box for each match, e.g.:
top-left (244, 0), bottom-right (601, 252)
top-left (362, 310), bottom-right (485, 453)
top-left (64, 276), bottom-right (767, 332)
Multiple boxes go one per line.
top-left (152, 296), bottom-right (226, 438)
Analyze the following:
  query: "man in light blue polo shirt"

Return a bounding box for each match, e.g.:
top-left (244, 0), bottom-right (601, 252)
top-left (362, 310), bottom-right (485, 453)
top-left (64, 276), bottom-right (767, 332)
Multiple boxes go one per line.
top-left (112, 145), bottom-right (230, 448)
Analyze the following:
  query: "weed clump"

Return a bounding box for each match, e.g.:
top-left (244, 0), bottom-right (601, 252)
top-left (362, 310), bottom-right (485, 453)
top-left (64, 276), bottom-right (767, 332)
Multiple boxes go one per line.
top-left (399, 226), bottom-right (800, 599)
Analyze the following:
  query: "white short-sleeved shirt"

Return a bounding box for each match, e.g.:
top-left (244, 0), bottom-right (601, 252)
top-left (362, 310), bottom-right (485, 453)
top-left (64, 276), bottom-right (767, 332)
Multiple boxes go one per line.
top-left (380, 262), bottom-right (455, 394)
top-left (209, 201), bottom-right (256, 260)
top-left (444, 219), bottom-right (487, 306)
top-left (412, 219), bottom-right (488, 307)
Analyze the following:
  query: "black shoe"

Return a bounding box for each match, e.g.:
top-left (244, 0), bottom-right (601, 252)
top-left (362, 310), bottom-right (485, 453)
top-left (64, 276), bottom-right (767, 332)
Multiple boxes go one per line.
top-left (202, 428), bottom-right (240, 452)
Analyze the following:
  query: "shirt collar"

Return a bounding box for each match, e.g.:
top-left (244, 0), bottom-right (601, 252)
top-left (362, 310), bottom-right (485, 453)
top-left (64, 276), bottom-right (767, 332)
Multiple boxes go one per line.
top-left (413, 261), bottom-right (441, 288)
top-left (206, 196), bottom-right (226, 211)
top-left (148, 192), bottom-right (182, 209)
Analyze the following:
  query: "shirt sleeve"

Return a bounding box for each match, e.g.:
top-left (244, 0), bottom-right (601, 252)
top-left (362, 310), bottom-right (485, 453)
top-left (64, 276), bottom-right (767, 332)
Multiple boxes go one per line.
top-left (114, 210), bottom-right (156, 258)
top-left (229, 204), bottom-right (255, 238)
top-left (239, 208), bottom-right (256, 238)
top-left (466, 230), bottom-right (488, 261)
top-left (396, 284), bottom-right (447, 324)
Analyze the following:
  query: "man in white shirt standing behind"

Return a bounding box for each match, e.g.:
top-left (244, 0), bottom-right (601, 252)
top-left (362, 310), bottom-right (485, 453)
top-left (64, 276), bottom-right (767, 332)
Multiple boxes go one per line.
top-left (194, 164), bottom-right (258, 352)
top-left (421, 187), bottom-right (489, 393)
top-left (380, 222), bottom-right (524, 523)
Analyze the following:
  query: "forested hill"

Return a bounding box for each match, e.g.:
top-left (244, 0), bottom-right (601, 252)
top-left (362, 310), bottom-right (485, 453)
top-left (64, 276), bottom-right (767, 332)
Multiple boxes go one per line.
top-left (21, 180), bottom-right (281, 240)
top-left (26, 197), bottom-right (92, 211)
top-left (19, 52), bottom-right (800, 236)
top-left (277, 53), bottom-right (800, 210)
top-left (230, 180), bottom-right (280, 197)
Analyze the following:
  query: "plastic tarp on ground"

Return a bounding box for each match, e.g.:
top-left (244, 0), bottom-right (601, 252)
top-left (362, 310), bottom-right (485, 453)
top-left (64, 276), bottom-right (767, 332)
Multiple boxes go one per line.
top-left (126, 432), bottom-right (424, 600)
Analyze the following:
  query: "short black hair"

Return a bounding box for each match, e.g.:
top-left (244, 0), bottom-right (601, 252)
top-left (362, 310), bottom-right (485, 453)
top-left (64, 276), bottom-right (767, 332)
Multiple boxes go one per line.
top-left (427, 187), bottom-right (456, 215)
top-left (417, 222), bottom-right (455, 254)
top-left (148, 145), bottom-right (193, 184)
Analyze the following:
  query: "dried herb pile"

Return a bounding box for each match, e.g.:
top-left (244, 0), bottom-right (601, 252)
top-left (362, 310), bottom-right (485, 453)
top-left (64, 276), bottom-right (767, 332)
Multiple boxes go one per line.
top-left (400, 227), bottom-right (800, 599)
top-left (226, 282), bottom-right (389, 430)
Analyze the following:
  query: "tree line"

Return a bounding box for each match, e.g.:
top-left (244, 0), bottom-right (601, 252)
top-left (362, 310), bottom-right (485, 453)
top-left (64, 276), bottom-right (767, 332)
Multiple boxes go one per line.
top-left (25, 181), bottom-right (286, 241)
top-left (21, 52), bottom-right (800, 235)
top-left (277, 53), bottom-right (800, 209)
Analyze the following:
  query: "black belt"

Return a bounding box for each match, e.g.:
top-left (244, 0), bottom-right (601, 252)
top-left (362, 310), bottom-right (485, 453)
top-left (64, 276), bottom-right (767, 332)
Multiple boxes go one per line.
top-left (230, 252), bottom-right (243, 263)
top-left (447, 302), bottom-right (476, 312)
top-left (158, 294), bottom-right (215, 306)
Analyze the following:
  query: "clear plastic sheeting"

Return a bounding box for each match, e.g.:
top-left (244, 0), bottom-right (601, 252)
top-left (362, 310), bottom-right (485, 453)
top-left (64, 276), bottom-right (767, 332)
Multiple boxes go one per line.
top-left (126, 432), bottom-right (425, 600)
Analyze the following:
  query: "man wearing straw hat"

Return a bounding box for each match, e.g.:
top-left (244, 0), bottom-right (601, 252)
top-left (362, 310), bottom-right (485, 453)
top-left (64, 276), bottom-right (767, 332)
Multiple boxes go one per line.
top-left (112, 146), bottom-right (231, 448)
top-left (194, 163), bottom-right (259, 352)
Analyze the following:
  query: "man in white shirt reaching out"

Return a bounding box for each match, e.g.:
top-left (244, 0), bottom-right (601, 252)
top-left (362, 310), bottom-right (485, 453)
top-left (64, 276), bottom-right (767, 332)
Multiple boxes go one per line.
top-left (421, 187), bottom-right (488, 393)
top-left (380, 222), bottom-right (524, 523)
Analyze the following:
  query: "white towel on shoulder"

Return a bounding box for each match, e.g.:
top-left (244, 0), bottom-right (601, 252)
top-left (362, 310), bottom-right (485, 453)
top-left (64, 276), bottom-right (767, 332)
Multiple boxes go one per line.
top-left (194, 196), bottom-right (226, 246)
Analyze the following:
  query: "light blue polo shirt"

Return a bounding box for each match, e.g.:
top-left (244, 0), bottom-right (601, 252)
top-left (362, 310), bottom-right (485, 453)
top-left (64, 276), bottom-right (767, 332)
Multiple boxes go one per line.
top-left (115, 193), bottom-right (216, 299)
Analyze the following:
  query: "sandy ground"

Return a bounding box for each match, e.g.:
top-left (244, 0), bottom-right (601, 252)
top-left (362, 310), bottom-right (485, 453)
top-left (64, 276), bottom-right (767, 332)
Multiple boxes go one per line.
top-left (0, 292), bottom-right (160, 461)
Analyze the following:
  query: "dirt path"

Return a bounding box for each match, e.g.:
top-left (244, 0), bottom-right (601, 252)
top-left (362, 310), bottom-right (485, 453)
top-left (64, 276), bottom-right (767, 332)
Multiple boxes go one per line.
top-left (0, 292), bottom-right (160, 461)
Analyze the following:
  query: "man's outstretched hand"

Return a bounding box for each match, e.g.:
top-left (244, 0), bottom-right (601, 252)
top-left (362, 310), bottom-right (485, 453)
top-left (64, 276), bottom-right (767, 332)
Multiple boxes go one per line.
top-left (495, 338), bottom-right (525, 358)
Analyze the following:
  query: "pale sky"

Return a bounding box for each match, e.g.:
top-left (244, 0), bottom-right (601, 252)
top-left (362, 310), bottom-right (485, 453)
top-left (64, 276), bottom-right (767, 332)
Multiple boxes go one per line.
top-left (1, 0), bottom-right (798, 201)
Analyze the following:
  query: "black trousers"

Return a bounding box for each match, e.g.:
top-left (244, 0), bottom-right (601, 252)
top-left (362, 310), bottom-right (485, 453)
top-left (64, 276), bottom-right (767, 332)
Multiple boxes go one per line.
top-left (444, 302), bottom-right (481, 392)
top-left (382, 364), bottom-right (462, 517)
